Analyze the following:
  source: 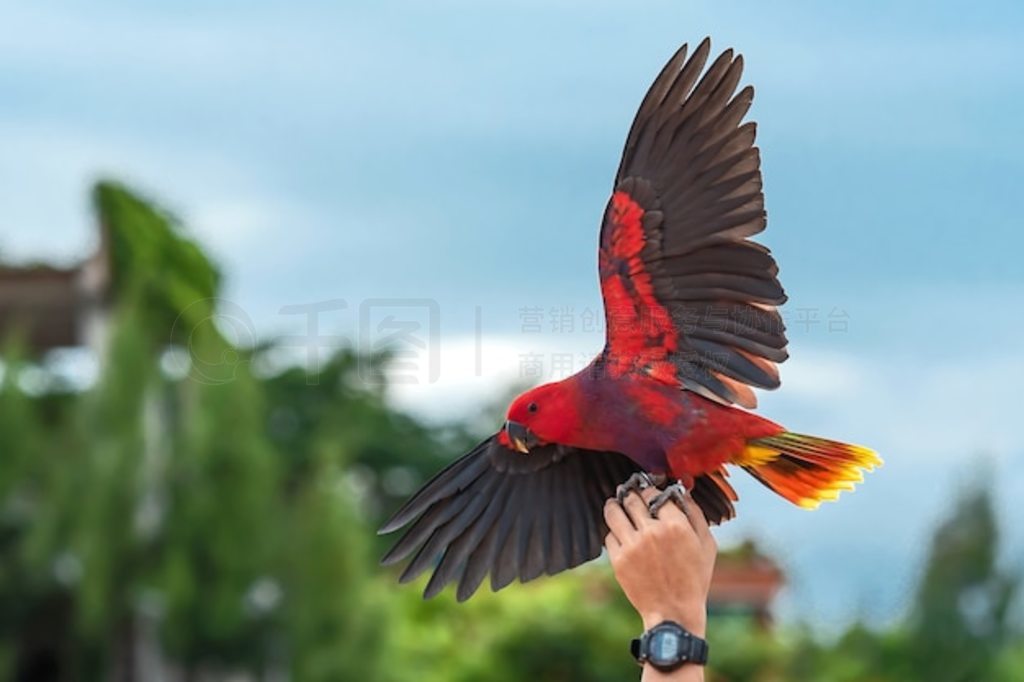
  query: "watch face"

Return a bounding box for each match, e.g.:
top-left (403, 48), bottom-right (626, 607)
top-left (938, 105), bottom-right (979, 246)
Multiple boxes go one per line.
top-left (649, 629), bottom-right (682, 666)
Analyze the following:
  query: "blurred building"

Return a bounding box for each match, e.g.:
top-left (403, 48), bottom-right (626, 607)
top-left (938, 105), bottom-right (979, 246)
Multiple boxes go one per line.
top-left (0, 229), bottom-right (110, 353)
top-left (709, 539), bottom-right (785, 627)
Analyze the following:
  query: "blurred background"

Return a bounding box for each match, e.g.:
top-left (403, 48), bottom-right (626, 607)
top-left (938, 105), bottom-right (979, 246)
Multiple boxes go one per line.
top-left (2, 1), bottom-right (1023, 680)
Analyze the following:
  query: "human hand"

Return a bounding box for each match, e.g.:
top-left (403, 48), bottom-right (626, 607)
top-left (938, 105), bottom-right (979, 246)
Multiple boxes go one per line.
top-left (603, 486), bottom-right (717, 637)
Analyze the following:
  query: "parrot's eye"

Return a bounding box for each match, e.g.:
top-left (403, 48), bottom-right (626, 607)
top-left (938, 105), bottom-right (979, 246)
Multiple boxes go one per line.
top-left (527, 402), bottom-right (538, 413)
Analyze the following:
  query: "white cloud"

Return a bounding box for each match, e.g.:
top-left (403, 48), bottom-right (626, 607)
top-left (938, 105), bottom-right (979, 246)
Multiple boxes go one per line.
top-left (384, 332), bottom-right (603, 423)
top-left (776, 349), bottom-right (868, 401)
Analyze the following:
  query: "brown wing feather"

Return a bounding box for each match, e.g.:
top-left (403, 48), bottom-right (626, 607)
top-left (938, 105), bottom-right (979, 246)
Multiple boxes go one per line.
top-left (379, 436), bottom-right (642, 601)
top-left (599, 38), bottom-right (788, 408)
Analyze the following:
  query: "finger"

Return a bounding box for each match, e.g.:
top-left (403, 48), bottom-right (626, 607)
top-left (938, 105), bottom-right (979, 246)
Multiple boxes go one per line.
top-left (605, 532), bottom-right (622, 565)
top-left (604, 498), bottom-right (636, 542)
top-left (638, 486), bottom-right (660, 504)
top-left (678, 490), bottom-right (712, 540)
top-left (622, 490), bottom-right (655, 528)
top-left (652, 491), bottom-right (687, 523)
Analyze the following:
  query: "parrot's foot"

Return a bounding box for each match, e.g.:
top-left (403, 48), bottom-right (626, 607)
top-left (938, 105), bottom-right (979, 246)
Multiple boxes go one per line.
top-left (616, 472), bottom-right (654, 502)
top-left (647, 482), bottom-right (686, 518)
top-left (615, 471), bottom-right (670, 503)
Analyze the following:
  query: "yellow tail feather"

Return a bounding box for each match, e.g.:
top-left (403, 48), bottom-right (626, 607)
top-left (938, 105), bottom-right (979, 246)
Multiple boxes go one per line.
top-left (735, 432), bottom-right (881, 509)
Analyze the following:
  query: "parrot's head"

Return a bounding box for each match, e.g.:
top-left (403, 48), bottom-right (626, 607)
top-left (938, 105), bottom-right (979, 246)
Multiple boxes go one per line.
top-left (500, 381), bottom-right (578, 454)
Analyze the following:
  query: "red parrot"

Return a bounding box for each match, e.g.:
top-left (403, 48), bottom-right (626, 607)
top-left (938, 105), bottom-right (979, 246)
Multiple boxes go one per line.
top-left (379, 38), bottom-right (881, 601)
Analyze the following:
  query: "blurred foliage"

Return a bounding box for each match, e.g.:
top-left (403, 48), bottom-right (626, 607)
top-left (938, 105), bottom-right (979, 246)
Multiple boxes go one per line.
top-left (0, 182), bottom-right (1022, 680)
top-left (93, 180), bottom-right (220, 348)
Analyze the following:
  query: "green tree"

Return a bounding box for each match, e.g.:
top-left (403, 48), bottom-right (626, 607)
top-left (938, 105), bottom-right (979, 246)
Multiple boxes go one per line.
top-left (69, 308), bottom-right (152, 678)
top-left (906, 483), bottom-right (1019, 681)
top-left (93, 180), bottom-right (220, 348)
top-left (151, 330), bottom-right (279, 674)
top-left (281, 446), bottom-right (384, 681)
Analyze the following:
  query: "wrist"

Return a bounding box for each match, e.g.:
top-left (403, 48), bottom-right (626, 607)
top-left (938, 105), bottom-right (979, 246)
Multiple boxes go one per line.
top-left (641, 603), bottom-right (707, 637)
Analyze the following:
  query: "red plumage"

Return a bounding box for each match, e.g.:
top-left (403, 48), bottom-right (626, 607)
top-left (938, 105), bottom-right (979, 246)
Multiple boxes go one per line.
top-left (380, 38), bottom-right (881, 601)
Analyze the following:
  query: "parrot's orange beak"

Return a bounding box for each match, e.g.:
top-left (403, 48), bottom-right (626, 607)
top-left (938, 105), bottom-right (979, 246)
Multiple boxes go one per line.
top-left (504, 421), bottom-right (538, 454)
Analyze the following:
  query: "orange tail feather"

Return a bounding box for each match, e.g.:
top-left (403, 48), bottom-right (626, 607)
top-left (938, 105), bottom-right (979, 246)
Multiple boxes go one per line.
top-left (734, 432), bottom-right (881, 509)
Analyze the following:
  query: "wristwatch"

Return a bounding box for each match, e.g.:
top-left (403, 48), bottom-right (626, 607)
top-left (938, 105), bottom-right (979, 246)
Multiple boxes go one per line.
top-left (631, 620), bottom-right (709, 671)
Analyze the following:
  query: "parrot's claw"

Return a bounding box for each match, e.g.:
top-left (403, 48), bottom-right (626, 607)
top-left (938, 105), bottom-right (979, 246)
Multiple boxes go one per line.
top-left (615, 472), bottom-right (670, 503)
top-left (616, 472), bottom-right (654, 503)
top-left (648, 482), bottom-right (687, 518)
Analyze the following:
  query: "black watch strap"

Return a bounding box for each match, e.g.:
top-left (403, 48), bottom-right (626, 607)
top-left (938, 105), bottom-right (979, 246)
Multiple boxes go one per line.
top-left (631, 620), bottom-right (709, 671)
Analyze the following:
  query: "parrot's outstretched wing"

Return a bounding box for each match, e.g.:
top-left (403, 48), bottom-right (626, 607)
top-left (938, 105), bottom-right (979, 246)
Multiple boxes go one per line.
top-left (380, 437), bottom-right (741, 601)
top-left (599, 38), bottom-right (788, 408)
top-left (378, 435), bottom-right (641, 601)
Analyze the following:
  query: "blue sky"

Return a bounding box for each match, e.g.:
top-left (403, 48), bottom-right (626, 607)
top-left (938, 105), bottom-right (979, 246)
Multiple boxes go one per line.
top-left (3, 0), bottom-right (1023, 627)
